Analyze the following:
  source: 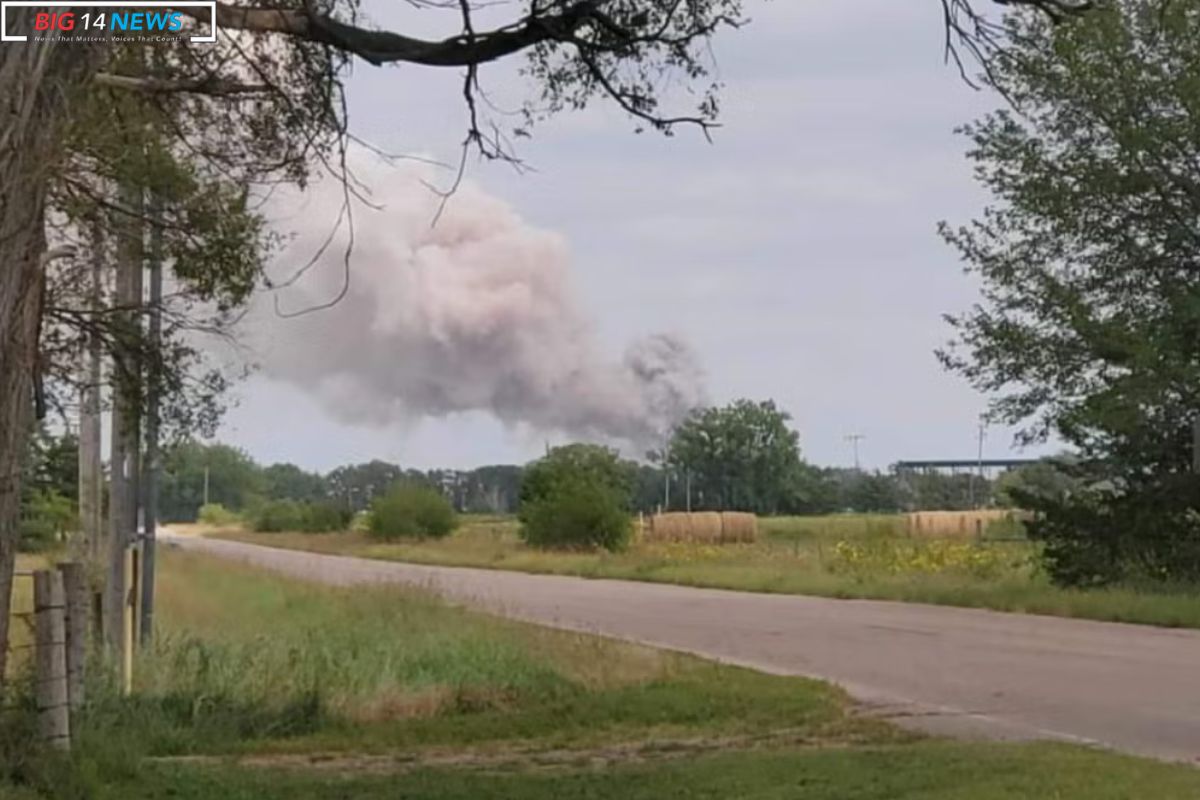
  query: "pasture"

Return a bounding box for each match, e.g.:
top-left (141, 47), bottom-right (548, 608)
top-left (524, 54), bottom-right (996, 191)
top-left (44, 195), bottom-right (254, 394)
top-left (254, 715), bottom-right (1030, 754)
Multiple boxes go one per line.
top-left (8, 549), bottom-right (1200, 799)
top-left (212, 513), bottom-right (1200, 629)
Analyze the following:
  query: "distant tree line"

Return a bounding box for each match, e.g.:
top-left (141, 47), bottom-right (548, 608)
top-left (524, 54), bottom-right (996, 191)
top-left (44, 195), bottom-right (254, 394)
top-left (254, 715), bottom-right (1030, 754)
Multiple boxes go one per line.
top-left (22, 400), bottom-right (1076, 533)
top-left (154, 445), bottom-right (525, 523)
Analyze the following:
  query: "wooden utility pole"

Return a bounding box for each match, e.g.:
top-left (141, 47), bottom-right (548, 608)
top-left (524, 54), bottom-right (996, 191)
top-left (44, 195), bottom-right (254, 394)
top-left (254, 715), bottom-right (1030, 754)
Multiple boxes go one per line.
top-left (105, 182), bottom-right (143, 652)
top-left (79, 222), bottom-right (104, 562)
top-left (1192, 417), bottom-right (1200, 474)
top-left (34, 570), bottom-right (70, 749)
top-left (140, 198), bottom-right (162, 645)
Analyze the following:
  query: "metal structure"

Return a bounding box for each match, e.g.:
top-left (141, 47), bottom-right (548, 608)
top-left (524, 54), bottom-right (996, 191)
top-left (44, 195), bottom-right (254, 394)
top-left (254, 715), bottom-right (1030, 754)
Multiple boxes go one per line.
top-left (894, 458), bottom-right (1041, 474)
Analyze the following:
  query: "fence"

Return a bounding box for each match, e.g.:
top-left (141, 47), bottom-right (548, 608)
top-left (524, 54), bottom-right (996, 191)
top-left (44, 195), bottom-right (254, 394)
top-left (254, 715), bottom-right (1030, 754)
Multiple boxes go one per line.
top-left (4, 548), bottom-right (140, 750)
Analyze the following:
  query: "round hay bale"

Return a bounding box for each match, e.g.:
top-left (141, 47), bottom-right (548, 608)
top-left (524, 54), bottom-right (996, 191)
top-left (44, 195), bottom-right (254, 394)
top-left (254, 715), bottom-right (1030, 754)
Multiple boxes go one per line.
top-left (690, 512), bottom-right (722, 543)
top-left (719, 512), bottom-right (757, 543)
top-left (648, 513), bottom-right (690, 543)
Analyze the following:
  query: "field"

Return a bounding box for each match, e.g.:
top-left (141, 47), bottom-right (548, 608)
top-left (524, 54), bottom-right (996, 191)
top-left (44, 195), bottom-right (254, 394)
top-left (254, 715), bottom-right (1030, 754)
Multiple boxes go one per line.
top-left (4, 553), bottom-right (49, 681)
top-left (7, 549), bottom-right (1200, 799)
top-left (208, 513), bottom-right (1200, 629)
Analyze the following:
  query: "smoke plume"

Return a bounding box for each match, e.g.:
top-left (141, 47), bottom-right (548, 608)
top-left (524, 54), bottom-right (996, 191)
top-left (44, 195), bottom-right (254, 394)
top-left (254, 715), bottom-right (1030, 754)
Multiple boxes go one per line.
top-left (252, 155), bottom-right (705, 450)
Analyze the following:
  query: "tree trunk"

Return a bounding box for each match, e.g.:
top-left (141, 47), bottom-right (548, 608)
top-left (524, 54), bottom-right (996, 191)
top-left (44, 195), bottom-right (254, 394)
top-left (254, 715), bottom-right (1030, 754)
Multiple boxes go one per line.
top-left (0, 22), bottom-right (96, 691)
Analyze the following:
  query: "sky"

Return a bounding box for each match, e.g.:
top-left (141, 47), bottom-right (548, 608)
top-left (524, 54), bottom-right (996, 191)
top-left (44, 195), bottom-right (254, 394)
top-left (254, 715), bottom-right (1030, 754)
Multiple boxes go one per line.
top-left (216, 0), bottom-right (1057, 473)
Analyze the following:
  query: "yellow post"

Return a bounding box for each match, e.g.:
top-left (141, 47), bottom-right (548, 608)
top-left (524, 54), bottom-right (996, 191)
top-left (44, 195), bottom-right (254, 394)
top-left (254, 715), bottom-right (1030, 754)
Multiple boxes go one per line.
top-left (122, 548), bottom-right (134, 696)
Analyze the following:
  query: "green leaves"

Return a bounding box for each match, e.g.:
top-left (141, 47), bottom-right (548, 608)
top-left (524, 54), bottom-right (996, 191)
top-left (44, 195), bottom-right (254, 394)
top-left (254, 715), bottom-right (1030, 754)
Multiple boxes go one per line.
top-left (943, 1), bottom-right (1200, 467)
top-left (667, 399), bottom-right (802, 514)
top-left (943, 2), bottom-right (1200, 583)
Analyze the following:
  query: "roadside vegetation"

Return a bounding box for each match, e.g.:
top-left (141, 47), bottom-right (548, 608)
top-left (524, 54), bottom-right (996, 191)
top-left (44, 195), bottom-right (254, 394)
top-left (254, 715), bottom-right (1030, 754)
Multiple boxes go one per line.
top-left (368, 484), bottom-right (458, 540)
top-left (7, 550), bottom-right (1200, 799)
top-left (213, 513), bottom-right (1200, 630)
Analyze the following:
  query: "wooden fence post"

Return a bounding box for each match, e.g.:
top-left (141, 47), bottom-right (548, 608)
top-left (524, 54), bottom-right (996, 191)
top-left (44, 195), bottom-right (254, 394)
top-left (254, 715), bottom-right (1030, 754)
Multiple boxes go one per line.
top-left (33, 570), bottom-right (70, 749)
top-left (57, 562), bottom-right (87, 712)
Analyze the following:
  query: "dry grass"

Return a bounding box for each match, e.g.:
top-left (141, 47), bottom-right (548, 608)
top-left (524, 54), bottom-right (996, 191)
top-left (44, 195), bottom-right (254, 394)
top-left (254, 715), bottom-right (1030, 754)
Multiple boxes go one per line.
top-left (211, 514), bottom-right (1200, 630)
top-left (5, 553), bottom-right (49, 679)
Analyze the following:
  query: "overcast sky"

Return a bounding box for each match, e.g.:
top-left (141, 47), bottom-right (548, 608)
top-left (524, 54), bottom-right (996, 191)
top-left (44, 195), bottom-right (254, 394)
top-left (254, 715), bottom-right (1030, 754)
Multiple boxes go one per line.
top-left (217, 0), bottom-right (1057, 473)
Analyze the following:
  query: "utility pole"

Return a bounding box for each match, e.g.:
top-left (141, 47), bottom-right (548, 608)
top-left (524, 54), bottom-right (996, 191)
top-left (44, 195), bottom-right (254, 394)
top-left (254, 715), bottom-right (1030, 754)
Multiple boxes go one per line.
top-left (78, 221), bottom-right (104, 563)
top-left (105, 180), bottom-right (144, 651)
top-left (660, 444), bottom-right (672, 512)
top-left (1192, 416), bottom-right (1200, 475)
top-left (202, 465), bottom-right (209, 506)
top-left (969, 420), bottom-right (986, 509)
top-left (140, 196), bottom-right (162, 645)
top-left (845, 434), bottom-right (865, 471)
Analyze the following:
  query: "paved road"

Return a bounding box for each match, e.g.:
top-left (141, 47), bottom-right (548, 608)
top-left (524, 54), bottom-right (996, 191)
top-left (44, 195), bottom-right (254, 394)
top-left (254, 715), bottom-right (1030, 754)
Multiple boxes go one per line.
top-left (163, 532), bottom-right (1200, 762)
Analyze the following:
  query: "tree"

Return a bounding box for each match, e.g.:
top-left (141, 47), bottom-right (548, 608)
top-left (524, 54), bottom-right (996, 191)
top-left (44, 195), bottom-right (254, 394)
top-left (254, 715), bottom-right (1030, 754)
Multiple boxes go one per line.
top-left (940, 2), bottom-right (1200, 583)
top-left (18, 429), bottom-right (80, 552)
top-left (668, 399), bottom-right (802, 514)
top-left (519, 444), bottom-right (634, 517)
top-left (785, 464), bottom-right (842, 515)
top-left (262, 463), bottom-right (329, 504)
top-left (22, 428), bottom-right (79, 504)
top-left (840, 471), bottom-right (904, 514)
top-left (326, 461), bottom-right (408, 513)
top-left (993, 459), bottom-right (1082, 508)
top-left (519, 445), bottom-right (632, 551)
top-left (159, 441), bottom-right (263, 522)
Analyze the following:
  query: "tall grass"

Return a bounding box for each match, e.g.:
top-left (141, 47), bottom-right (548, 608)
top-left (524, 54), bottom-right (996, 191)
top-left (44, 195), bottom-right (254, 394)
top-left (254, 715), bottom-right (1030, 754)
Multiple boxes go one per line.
top-left (64, 551), bottom-right (877, 760)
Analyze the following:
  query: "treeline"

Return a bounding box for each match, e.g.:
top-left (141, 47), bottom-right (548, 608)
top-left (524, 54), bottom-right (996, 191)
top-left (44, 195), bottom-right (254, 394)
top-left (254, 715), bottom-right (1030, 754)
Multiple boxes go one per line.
top-left (158, 442), bottom-right (525, 523)
top-left (23, 402), bottom-right (1061, 535)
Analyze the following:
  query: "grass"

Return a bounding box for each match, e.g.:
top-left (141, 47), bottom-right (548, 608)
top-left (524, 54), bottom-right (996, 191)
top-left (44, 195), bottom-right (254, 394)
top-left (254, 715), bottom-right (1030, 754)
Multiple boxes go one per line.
top-left (97, 743), bottom-right (1200, 800)
top-left (5, 553), bottom-right (50, 680)
top-left (6, 548), bottom-right (1200, 798)
top-left (209, 513), bottom-right (1200, 629)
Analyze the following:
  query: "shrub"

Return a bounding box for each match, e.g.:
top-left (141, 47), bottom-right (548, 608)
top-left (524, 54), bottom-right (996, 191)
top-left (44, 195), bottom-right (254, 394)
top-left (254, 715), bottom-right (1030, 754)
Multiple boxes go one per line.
top-left (252, 499), bottom-right (350, 533)
top-left (301, 502), bottom-right (352, 533)
top-left (1024, 479), bottom-right (1200, 587)
top-left (519, 444), bottom-right (633, 522)
top-left (197, 503), bottom-right (240, 527)
top-left (520, 480), bottom-right (631, 552)
top-left (368, 484), bottom-right (457, 540)
top-left (252, 499), bottom-right (304, 532)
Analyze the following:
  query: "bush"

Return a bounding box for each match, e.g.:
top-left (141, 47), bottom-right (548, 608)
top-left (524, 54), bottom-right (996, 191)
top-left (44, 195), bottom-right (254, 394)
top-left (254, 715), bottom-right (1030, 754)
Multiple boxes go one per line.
top-left (302, 502), bottom-right (352, 533)
top-left (197, 503), bottom-right (240, 527)
top-left (520, 480), bottom-right (631, 552)
top-left (368, 484), bottom-right (457, 540)
top-left (251, 500), bottom-right (350, 533)
top-left (252, 500), bottom-right (304, 532)
top-left (1025, 478), bottom-right (1200, 587)
top-left (519, 444), bottom-right (633, 521)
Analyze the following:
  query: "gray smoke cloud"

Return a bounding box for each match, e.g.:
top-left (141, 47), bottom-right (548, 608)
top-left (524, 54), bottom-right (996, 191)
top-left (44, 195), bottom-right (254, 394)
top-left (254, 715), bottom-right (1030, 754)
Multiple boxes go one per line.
top-left (251, 155), bottom-right (706, 450)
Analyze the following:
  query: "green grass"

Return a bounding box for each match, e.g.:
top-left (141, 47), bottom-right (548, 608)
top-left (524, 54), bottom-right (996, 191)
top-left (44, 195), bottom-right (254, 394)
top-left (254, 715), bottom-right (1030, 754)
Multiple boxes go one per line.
top-left (109, 552), bottom-right (881, 756)
top-left (97, 743), bottom-right (1200, 800)
top-left (214, 513), bottom-right (1200, 629)
top-left (7, 548), bottom-right (1200, 798)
